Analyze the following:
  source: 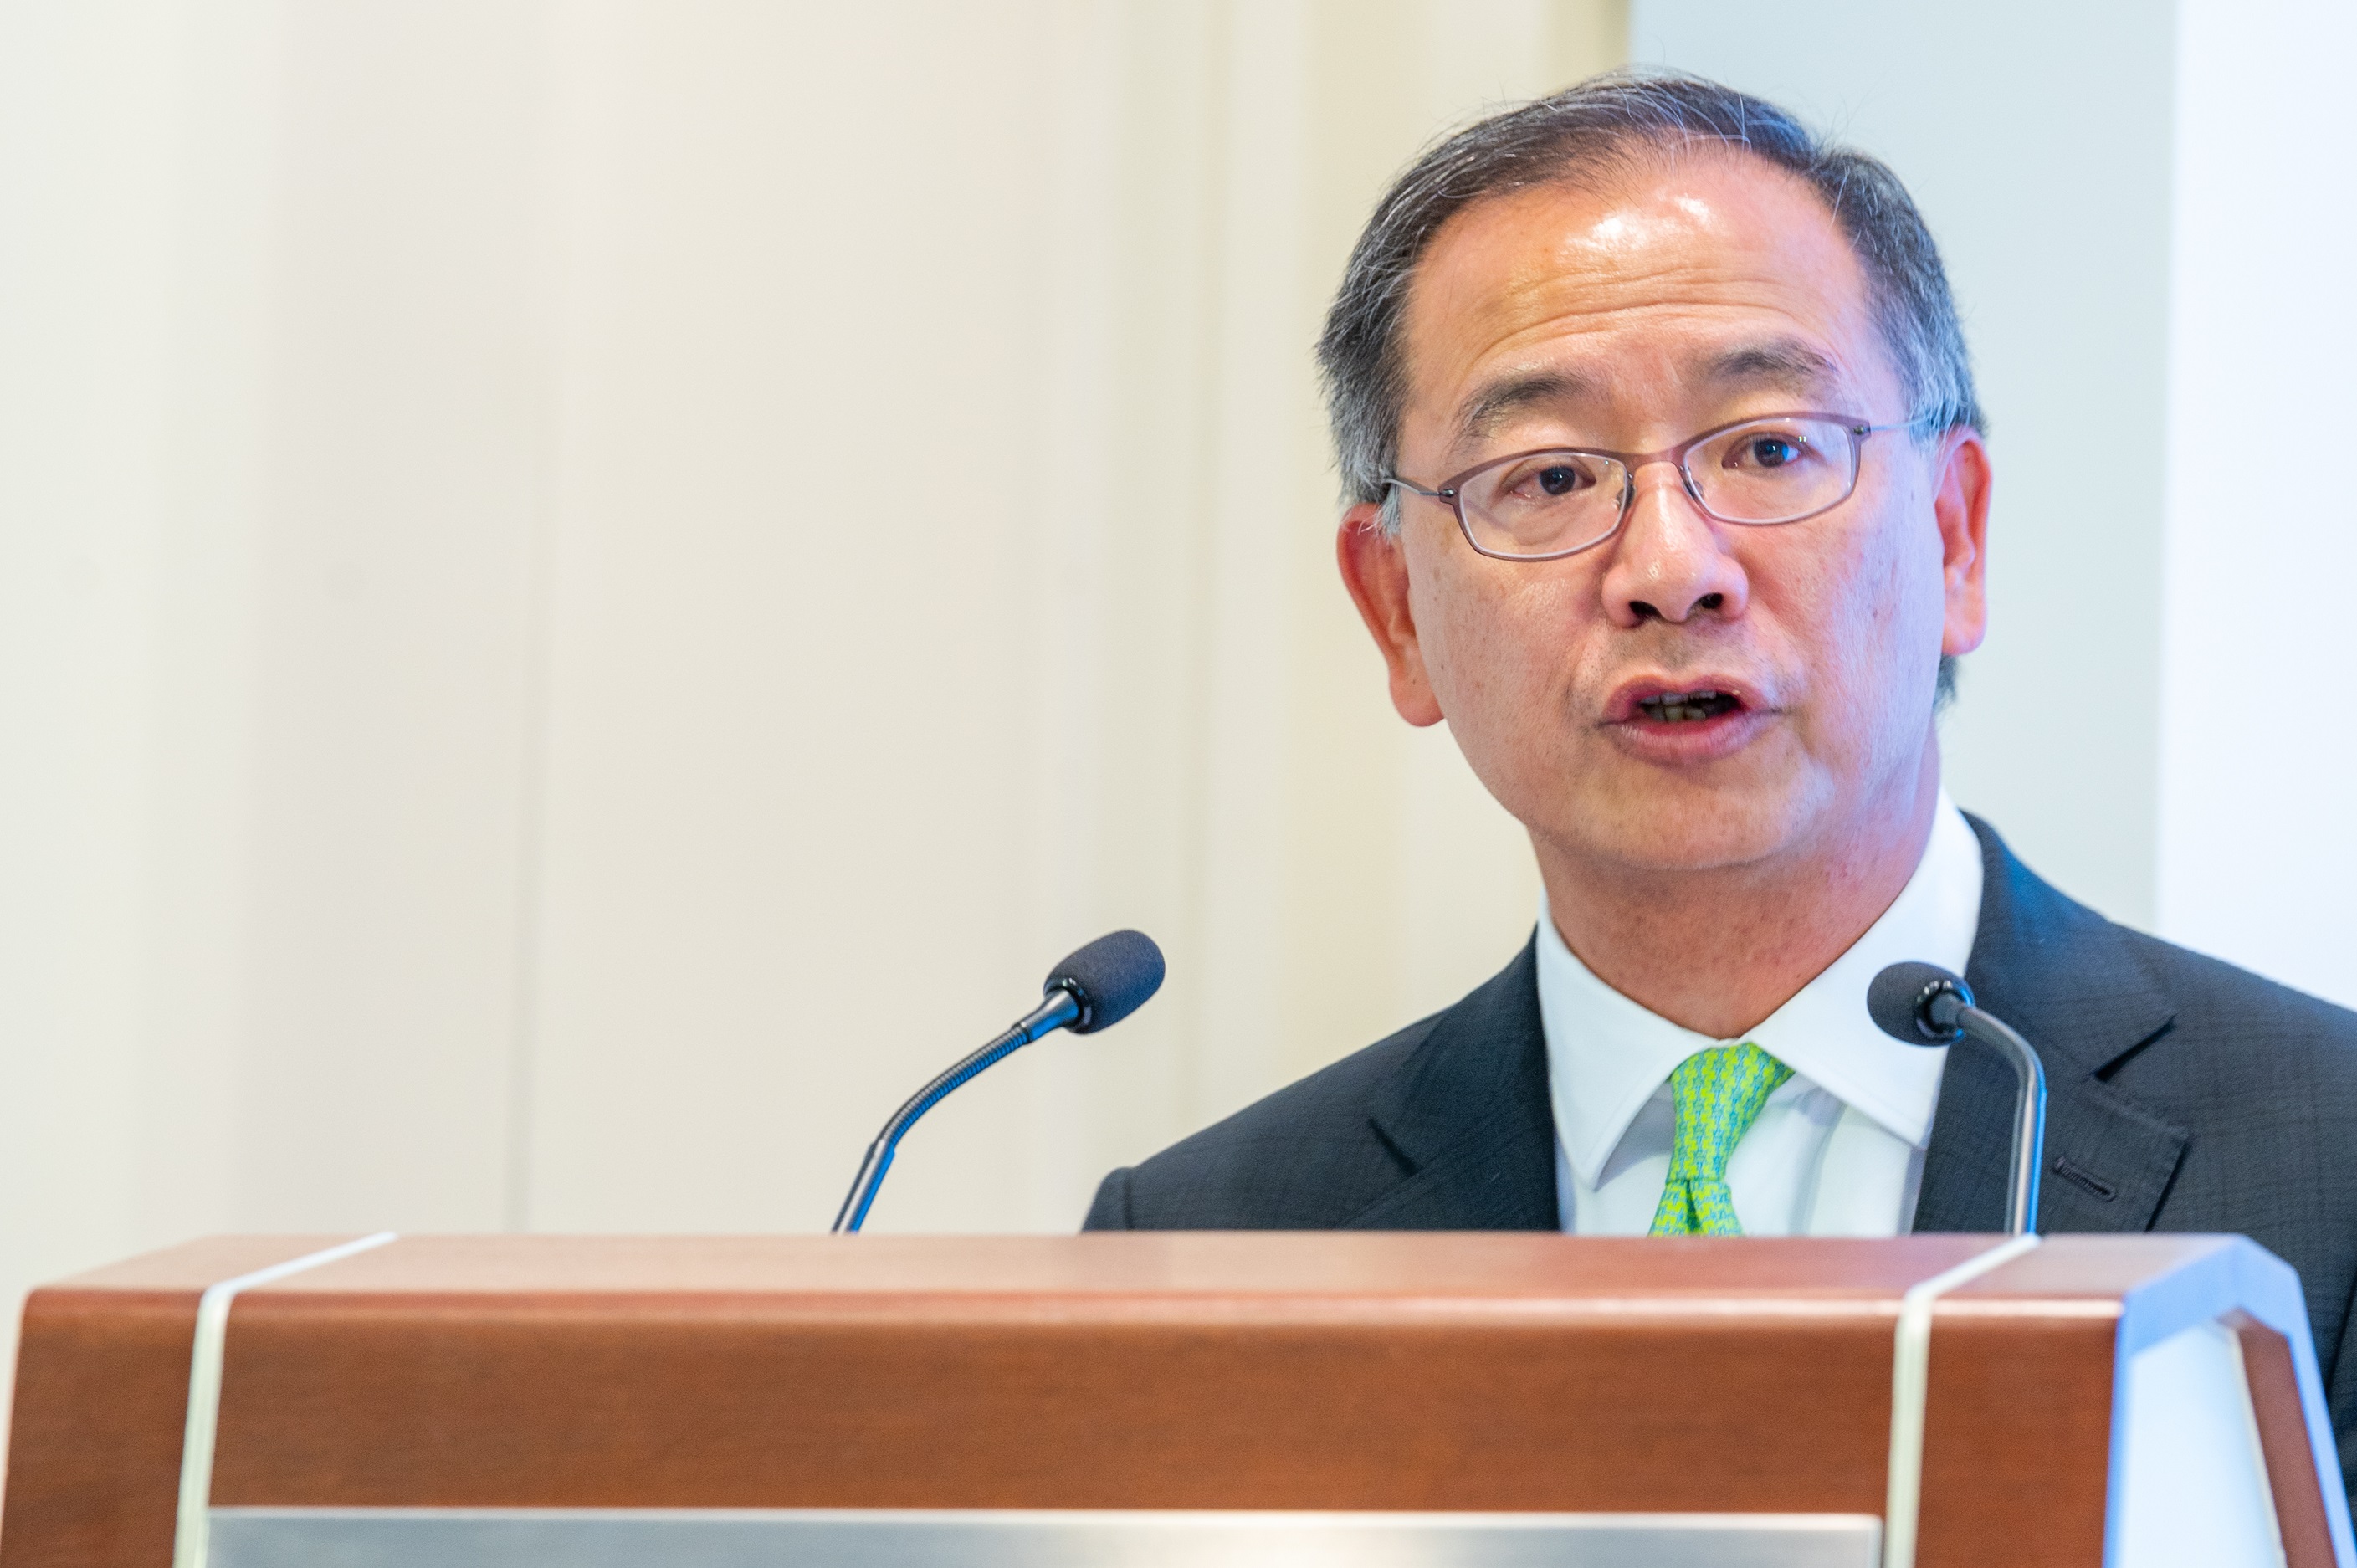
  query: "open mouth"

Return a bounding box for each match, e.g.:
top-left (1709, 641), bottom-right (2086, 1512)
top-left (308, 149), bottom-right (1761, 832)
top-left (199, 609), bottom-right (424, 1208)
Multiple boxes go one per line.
top-left (1635, 689), bottom-right (1744, 724)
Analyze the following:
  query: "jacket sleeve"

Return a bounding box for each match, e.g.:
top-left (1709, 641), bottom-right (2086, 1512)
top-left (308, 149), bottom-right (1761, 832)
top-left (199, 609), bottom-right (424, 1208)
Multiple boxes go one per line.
top-left (1082, 1166), bottom-right (1135, 1231)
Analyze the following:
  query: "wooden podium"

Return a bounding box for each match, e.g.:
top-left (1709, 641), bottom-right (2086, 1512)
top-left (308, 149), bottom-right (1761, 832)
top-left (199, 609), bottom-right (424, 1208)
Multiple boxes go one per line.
top-left (1, 1233), bottom-right (2348, 1568)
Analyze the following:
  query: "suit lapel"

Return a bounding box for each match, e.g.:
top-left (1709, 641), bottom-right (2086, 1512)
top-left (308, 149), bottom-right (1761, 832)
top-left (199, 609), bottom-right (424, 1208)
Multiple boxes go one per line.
top-left (1914, 817), bottom-right (2189, 1234)
top-left (1345, 939), bottom-right (1559, 1231)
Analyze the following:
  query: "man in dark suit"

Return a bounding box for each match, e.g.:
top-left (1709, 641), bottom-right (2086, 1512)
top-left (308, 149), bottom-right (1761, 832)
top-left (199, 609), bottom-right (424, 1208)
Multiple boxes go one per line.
top-left (1084, 74), bottom-right (2357, 1494)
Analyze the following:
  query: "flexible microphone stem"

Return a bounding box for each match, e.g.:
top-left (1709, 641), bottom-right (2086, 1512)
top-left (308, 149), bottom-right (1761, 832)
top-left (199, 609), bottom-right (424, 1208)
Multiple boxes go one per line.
top-left (1954, 1003), bottom-right (2047, 1237)
top-left (1868, 963), bottom-right (2050, 1237)
top-left (830, 987), bottom-right (1080, 1234)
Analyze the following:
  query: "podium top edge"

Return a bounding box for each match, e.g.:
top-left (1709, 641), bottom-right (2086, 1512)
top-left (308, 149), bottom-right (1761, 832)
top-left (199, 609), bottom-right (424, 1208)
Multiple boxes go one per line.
top-left (29, 1232), bottom-right (2250, 1309)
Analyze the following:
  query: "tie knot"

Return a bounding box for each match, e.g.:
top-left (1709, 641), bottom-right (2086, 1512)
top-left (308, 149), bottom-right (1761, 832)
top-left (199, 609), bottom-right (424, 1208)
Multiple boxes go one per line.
top-left (1663, 1042), bottom-right (1794, 1184)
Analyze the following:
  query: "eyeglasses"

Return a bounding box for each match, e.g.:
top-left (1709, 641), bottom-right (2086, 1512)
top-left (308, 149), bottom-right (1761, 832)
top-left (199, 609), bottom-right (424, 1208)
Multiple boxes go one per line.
top-left (1383, 412), bottom-right (1920, 562)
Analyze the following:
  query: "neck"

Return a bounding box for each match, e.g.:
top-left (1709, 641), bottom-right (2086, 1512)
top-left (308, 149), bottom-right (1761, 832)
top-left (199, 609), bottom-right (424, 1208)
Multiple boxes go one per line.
top-left (1537, 745), bottom-right (1943, 1040)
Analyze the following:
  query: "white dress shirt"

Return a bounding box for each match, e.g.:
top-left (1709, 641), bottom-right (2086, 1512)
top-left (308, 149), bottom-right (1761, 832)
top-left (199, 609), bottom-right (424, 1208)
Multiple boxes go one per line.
top-left (1540, 794), bottom-right (1985, 1237)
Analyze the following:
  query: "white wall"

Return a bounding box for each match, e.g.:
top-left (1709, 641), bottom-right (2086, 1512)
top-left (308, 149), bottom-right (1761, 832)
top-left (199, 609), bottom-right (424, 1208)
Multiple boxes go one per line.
top-left (2158, 0), bottom-right (2357, 1009)
top-left (1630, 0), bottom-right (2178, 933)
top-left (0, 0), bottom-right (1621, 1411)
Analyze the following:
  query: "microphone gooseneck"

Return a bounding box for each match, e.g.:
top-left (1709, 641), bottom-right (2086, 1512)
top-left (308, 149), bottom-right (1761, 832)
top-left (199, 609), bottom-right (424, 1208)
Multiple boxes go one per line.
top-left (831, 930), bottom-right (1166, 1234)
top-left (1867, 961), bottom-right (2047, 1236)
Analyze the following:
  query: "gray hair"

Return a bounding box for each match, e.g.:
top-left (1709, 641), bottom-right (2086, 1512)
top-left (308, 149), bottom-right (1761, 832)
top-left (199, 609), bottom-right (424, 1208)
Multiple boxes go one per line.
top-left (1314, 71), bottom-right (1980, 704)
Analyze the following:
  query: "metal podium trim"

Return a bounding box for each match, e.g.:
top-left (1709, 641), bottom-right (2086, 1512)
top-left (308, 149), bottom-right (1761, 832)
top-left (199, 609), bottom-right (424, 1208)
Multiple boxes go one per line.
top-left (208, 1505), bottom-right (1882, 1568)
top-left (171, 1233), bottom-right (399, 1568)
top-left (1881, 1232), bottom-right (2043, 1568)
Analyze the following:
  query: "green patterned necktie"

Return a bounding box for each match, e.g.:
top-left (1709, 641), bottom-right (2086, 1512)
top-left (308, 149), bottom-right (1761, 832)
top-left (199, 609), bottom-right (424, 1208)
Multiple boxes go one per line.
top-left (1647, 1042), bottom-right (1795, 1237)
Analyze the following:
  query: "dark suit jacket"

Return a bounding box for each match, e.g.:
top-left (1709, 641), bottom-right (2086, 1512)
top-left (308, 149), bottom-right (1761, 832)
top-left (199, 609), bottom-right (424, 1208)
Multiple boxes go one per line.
top-left (1085, 817), bottom-right (2357, 1494)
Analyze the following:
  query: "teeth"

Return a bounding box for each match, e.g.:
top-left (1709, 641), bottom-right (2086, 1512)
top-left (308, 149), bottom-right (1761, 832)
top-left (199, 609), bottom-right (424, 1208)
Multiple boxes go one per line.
top-left (1639, 689), bottom-right (1735, 723)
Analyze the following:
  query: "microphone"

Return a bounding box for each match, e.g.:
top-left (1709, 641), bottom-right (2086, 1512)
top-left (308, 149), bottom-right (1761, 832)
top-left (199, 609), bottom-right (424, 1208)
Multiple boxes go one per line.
top-left (830, 930), bottom-right (1166, 1234)
top-left (1868, 961), bottom-right (2047, 1236)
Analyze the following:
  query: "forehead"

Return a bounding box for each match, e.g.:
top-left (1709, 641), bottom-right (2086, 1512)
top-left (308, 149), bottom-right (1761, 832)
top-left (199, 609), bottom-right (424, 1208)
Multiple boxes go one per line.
top-left (1398, 146), bottom-right (1896, 448)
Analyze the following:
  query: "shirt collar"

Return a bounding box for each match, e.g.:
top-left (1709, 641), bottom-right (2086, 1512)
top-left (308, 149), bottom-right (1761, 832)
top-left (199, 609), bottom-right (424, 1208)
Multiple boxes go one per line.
top-left (1538, 794), bottom-right (1985, 1187)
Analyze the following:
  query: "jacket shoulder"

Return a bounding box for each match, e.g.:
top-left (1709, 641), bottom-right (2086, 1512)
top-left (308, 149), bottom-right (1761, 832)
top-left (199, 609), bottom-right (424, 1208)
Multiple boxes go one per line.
top-left (1084, 1008), bottom-right (1442, 1231)
top-left (2112, 922), bottom-right (2357, 1089)
top-left (1967, 811), bottom-right (2357, 1082)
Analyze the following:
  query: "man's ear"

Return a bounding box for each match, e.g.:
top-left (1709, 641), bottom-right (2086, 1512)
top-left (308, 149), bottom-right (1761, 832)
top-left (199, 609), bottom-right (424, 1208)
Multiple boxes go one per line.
top-left (1336, 501), bottom-right (1445, 726)
top-left (1933, 428), bottom-right (1992, 659)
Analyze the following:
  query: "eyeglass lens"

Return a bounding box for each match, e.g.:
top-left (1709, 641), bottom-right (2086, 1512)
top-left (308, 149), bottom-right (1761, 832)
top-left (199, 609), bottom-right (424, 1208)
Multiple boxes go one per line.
top-left (1457, 415), bottom-right (1863, 559)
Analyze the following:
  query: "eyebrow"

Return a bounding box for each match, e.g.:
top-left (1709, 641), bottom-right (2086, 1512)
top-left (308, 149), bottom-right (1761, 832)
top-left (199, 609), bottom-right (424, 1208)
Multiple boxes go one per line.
top-left (1700, 337), bottom-right (1842, 394)
top-left (1453, 369), bottom-right (1601, 449)
top-left (1445, 336), bottom-right (1850, 457)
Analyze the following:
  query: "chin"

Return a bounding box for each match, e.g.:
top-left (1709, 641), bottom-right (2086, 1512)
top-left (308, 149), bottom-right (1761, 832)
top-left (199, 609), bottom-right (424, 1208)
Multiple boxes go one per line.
top-left (1540, 771), bottom-right (1827, 877)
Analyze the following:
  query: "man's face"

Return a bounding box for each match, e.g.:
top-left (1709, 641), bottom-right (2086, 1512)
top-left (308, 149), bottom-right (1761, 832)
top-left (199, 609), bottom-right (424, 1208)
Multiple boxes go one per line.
top-left (1339, 147), bottom-right (1990, 880)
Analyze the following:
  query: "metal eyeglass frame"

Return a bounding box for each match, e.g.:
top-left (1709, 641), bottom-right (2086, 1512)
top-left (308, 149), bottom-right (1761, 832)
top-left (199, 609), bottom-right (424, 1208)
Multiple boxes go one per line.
top-left (1381, 410), bottom-right (1925, 562)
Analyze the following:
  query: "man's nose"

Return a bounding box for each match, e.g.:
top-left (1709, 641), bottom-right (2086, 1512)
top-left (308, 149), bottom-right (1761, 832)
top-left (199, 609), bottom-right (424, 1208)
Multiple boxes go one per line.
top-left (1597, 462), bottom-right (1751, 628)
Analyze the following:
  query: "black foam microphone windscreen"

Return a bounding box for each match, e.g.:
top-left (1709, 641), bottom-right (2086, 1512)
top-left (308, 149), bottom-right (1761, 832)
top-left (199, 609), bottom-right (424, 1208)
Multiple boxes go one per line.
top-left (1868, 961), bottom-right (1970, 1044)
top-left (1047, 930), bottom-right (1166, 1034)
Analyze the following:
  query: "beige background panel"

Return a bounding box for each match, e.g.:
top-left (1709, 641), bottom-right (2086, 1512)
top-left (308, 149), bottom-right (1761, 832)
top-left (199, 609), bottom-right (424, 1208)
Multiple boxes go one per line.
top-left (518, 0), bottom-right (1607, 1235)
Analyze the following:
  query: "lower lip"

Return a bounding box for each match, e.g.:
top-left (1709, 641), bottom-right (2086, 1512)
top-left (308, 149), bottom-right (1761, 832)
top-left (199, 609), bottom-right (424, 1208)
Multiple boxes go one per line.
top-left (1604, 705), bottom-right (1775, 765)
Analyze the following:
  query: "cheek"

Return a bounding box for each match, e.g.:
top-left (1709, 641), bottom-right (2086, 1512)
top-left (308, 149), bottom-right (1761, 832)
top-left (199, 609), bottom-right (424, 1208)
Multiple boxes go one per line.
top-left (1799, 500), bottom-right (1948, 710)
top-left (1409, 551), bottom-right (1564, 729)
